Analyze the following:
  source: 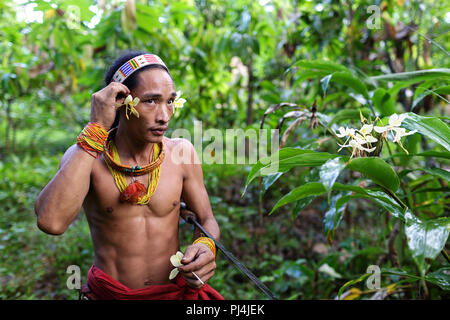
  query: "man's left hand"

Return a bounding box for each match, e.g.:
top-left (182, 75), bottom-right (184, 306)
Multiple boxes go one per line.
top-left (178, 243), bottom-right (216, 289)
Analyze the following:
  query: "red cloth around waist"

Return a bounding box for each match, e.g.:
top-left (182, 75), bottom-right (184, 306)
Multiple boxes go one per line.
top-left (87, 265), bottom-right (224, 300)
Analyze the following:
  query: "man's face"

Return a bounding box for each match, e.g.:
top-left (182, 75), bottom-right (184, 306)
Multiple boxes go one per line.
top-left (126, 68), bottom-right (175, 143)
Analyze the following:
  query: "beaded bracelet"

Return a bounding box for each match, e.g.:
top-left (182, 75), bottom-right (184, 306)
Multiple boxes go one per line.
top-left (76, 122), bottom-right (108, 158)
top-left (193, 236), bottom-right (216, 259)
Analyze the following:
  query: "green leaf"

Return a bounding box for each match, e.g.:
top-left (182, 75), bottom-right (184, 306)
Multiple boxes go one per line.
top-left (426, 267), bottom-right (450, 290)
top-left (422, 168), bottom-right (450, 182)
top-left (416, 151), bottom-right (450, 159)
top-left (269, 182), bottom-right (326, 215)
top-left (61, 0), bottom-right (96, 21)
top-left (402, 113), bottom-right (450, 151)
top-left (319, 157), bottom-right (346, 191)
top-left (329, 71), bottom-right (369, 99)
top-left (292, 197), bottom-right (315, 220)
top-left (369, 68), bottom-right (450, 83)
top-left (346, 157), bottom-right (400, 192)
top-left (398, 167), bottom-right (450, 182)
top-left (404, 213), bottom-right (450, 275)
top-left (337, 273), bottom-right (372, 299)
top-left (391, 151), bottom-right (450, 159)
top-left (331, 189), bottom-right (450, 273)
top-left (261, 172), bottom-right (283, 194)
top-left (334, 194), bottom-right (369, 215)
top-left (366, 190), bottom-right (406, 220)
top-left (326, 108), bottom-right (371, 127)
top-left (381, 268), bottom-right (422, 283)
top-left (319, 157), bottom-right (347, 203)
top-left (332, 190), bottom-right (406, 222)
top-left (331, 182), bottom-right (369, 195)
top-left (136, 3), bottom-right (162, 33)
top-left (323, 194), bottom-right (348, 243)
top-left (294, 70), bottom-right (329, 86)
top-left (411, 85), bottom-right (450, 111)
top-left (293, 59), bottom-right (349, 73)
top-left (372, 88), bottom-right (396, 116)
top-left (244, 148), bottom-right (336, 191)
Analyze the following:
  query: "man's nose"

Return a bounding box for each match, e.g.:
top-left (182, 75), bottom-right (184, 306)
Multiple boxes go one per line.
top-left (155, 104), bottom-right (171, 123)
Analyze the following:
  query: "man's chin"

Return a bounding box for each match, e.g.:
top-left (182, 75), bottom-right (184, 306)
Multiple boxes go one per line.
top-left (145, 132), bottom-right (165, 144)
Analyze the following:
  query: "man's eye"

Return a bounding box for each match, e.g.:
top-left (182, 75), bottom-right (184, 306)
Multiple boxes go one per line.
top-left (145, 99), bottom-right (155, 104)
top-left (168, 99), bottom-right (174, 104)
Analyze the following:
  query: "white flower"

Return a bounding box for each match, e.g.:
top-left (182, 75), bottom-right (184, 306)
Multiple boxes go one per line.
top-left (168, 250), bottom-right (204, 285)
top-left (339, 138), bottom-right (376, 154)
top-left (336, 126), bottom-right (355, 138)
top-left (116, 94), bottom-right (140, 120)
top-left (374, 113), bottom-right (407, 133)
top-left (335, 126), bottom-right (356, 150)
top-left (373, 113), bottom-right (417, 154)
top-left (173, 91), bottom-right (186, 109)
top-left (336, 126), bottom-right (377, 158)
top-left (123, 95), bottom-right (132, 105)
top-left (169, 251), bottom-right (184, 280)
top-left (391, 127), bottom-right (418, 155)
top-left (124, 95), bottom-right (138, 107)
top-left (392, 127), bottom-right (418, 143)
top-left (338, 132), bottom-right (377, 158)
top-left (174, 97), bottom-right (186, 109)
top-left (358, 124), bottom-right (373, 136)
top-left (389, 113), bottom-right (407, 127)
top-left (356, 133), bottom-right (377, 143)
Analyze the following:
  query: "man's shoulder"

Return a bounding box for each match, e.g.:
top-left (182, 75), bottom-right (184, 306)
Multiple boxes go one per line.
top-left (163, 137), bottom-right (199, 166)
top-left (59, 144), bottom-right (81, 169)
top-left (163, 137), bottom-right (194, 150)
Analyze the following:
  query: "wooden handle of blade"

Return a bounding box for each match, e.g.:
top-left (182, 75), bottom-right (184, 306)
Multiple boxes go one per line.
top-left (180, 202), bottom-right (197, 224)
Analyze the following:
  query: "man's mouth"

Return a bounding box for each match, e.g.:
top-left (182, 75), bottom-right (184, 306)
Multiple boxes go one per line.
top-left (149, 126), bottom-right (168, 136)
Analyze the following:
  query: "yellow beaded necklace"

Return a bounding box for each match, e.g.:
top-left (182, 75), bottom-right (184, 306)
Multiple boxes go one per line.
top-left (104, 139), bottom-right (162, 205)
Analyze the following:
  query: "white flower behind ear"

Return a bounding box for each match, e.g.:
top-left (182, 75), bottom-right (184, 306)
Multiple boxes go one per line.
top-left (173, 91), bottom-right (186, 109)
top-left (169, 251), bottom-right (184, 280)
top-left (116, 94), bottom-right (140, 120)
top-left (124, 95), bottom-right (133, 105)
top-left (129, 96), bottom-right (140, 107)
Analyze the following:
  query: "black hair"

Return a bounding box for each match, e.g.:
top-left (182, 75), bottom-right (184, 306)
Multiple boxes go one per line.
top-left (104, 50), bottom-right (171, 128)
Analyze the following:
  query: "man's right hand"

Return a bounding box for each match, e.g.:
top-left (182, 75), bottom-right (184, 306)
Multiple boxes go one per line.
top-left (90, 82), bottom-right (130, 130)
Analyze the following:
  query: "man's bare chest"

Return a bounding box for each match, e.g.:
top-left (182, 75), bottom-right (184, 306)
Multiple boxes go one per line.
top-left (88, 156), bottom-right (183, 217)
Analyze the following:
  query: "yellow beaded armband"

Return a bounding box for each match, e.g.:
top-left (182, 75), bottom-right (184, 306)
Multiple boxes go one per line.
top-left (76, 122), bottom-right (108, 158)
top-left (193, 236), bottom-right (216, 259)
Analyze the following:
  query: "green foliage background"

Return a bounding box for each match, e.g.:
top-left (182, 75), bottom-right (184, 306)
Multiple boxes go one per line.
top-left (0, 0), bottom-right (449, 299)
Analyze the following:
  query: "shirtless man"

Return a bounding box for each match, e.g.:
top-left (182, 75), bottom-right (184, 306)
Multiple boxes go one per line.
top-left (34, 52), bottom-right (223, 299)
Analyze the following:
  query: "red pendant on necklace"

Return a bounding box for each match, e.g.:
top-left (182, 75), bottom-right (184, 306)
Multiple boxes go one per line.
top-left (120, 180), bottom-right (147, 204)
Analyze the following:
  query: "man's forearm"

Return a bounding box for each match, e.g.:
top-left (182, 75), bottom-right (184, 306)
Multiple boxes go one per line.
top-left (192, 216), bottom-right (220, 242)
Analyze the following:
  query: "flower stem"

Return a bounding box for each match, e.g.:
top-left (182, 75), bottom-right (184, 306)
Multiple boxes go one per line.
top-left (384, 139), bottom-right (398, 167)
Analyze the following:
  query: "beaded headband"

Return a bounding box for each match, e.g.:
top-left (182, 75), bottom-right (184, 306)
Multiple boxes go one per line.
top-left (112, 53), bottom-right (168, 83)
